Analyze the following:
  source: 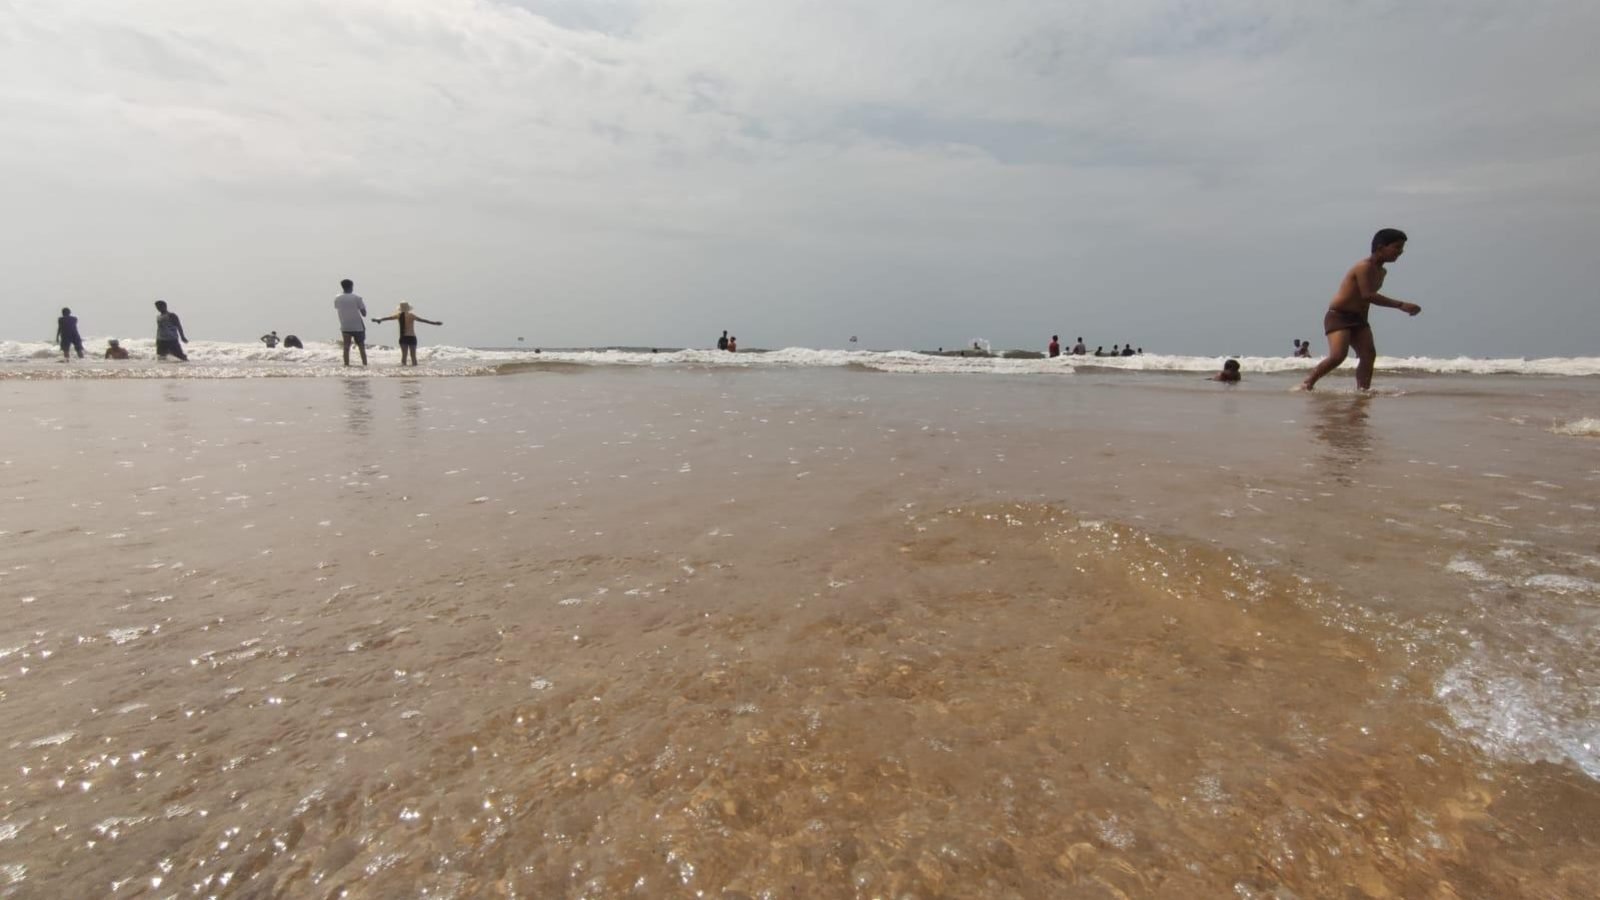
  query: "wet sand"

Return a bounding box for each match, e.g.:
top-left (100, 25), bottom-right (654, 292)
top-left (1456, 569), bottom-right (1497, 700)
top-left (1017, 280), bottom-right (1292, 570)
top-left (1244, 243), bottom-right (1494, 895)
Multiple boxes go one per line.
top-left (1, 370), bottom-right (1598, 897)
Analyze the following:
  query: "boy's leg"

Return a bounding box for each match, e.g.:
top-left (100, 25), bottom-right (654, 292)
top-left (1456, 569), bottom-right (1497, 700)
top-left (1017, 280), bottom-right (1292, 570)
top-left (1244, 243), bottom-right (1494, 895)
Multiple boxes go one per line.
top-left (173, 343), bottom-right (188, 361)
top-left (74, 338), bottom-right (84, 358)
top-left (358, 337), bottom-right (368, 366)
top-left (1301, 330), bottom-right (1353, 390)
top-left (1351, 328), bottom-right (1377, 390)
top-left (342, 334), bottom-right (352, 366)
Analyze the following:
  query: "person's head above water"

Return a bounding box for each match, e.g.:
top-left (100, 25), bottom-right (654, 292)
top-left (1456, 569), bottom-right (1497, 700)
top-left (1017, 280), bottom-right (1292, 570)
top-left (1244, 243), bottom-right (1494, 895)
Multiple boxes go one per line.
top-left (154, 300), bottom-right (168, 312)
top-left (1371, 228), bottom-right (1407, 261)
top-left (61, 307), bottom-right (71, 316)
top-left (398, 302), bottom-right (412, 313)
top-left (341, 279), bottom-right (354, 292)
top-left (1223, 359), bottom-right (1240, 372)
top-left (108, 339), bottom-right (120, 346)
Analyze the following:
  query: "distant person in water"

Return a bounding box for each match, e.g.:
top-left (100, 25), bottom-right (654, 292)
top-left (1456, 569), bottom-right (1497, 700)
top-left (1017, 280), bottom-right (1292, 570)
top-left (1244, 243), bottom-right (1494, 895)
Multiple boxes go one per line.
top-left (260, 331), bottom-right (279, 348)
top-left (728, 336), bottom-right (738, 352)
top-left (334, 279), bottom-right (368, 367)
top-left (153, 300), bottom-right (188, 361)
top-left (104, 339), bottom-right (128, 360)
top-left (1048, 335), bottom-right (1060, 358)
top-left (371, 302), bottom-right (442, 366)
top-left (1072, 337), bottom-right (1086, 355)
top-left (717, 330), bottom-right (729, 351)
top-left (282, 334), bottom-right (303, 349)
top-left (1137, 347), bottom-right (1144, 354)
top-left (1093, 346), bottom-right (1104, 357)
top-left (1300, 229), bottom-right (1422, 391)
top-left (1212, 359), bottom-right (1242, 383)
top-left (1121, 344), bottom-right (1135, 357)
top-left (1295, 339), bottom-right (1312, 358)
top-left (56, 307), bottom-right (85, 360)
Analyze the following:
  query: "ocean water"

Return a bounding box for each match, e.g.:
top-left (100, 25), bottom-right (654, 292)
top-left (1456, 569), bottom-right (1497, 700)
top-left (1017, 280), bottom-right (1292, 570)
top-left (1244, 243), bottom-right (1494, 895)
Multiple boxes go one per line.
top-left (5, 338), bottom-right (1600, 379)
top-left (0, 366), bottom-right (1597, 897)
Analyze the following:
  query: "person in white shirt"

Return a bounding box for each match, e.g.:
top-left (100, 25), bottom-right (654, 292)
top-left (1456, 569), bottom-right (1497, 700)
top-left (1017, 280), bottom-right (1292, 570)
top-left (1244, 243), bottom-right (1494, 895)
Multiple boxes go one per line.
top-left (333, 279), bottom-right (368, 366)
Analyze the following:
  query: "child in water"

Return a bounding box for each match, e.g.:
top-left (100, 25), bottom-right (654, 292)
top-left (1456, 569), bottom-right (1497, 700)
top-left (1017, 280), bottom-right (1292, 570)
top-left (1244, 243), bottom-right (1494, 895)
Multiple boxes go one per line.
top-left (1300, 228), bottom-right (1422, 391)
top-left (1212, 359), bottom-right (1241, 383)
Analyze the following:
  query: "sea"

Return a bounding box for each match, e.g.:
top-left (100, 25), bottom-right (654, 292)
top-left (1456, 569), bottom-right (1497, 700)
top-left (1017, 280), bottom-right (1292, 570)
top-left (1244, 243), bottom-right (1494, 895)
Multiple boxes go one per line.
top-left (1, 339), bottom-right (1597, 897)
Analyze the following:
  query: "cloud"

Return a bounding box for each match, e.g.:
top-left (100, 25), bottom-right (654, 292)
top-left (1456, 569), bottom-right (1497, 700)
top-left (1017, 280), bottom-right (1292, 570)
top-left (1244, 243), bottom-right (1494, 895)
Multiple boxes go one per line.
top-left (0, 0), bottom-right (1596, 353)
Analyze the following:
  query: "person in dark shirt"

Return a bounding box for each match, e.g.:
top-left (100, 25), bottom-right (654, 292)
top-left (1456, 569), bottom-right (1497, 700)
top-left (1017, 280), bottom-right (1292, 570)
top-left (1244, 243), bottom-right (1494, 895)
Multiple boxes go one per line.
top-left (261, 331), bottom-right (280, 348)
top-left (1121, 344), bottom-right (1135, 357)
top-left (56, 307), bottom-right (85, 360)
top-left (1048, 335), bottom-right (1060, 358)
top-left (717, 330), bottom-right (729, 351)
top-left (154, 300), bottom-right (189, 361)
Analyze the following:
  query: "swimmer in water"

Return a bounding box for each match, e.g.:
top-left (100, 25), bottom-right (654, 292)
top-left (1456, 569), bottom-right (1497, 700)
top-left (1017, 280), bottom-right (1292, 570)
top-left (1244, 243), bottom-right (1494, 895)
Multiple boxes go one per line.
top-left (1212, 358), bottom-right (1241, 383)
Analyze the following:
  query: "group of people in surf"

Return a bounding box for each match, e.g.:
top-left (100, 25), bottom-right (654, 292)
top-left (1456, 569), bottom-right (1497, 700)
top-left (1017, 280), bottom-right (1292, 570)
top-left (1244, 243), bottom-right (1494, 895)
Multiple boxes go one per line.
top-left (51, 231), bottom-right (1420, 387)
top-left (50, 278), bottom-right (446, 366)
top-left (52, 302), bottom-right (190, 362)
top-left (1047, 336), bottom-right (1143, 358)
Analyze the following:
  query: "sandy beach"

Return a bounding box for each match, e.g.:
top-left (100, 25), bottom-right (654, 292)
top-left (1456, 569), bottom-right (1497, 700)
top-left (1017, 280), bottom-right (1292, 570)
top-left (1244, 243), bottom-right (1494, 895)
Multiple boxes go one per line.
top-left (2, 367), bottom-right (1598, 897)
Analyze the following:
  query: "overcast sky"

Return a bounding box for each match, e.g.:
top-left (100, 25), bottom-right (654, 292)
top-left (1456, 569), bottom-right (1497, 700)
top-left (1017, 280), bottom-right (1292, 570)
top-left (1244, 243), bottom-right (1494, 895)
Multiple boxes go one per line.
top-left (2, 0), bottom-right (1596, 355)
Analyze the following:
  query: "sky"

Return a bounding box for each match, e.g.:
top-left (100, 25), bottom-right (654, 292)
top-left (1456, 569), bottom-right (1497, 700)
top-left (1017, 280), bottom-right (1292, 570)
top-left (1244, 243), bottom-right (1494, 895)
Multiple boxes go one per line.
top-left (1, 0), bottom-right (1597, 356)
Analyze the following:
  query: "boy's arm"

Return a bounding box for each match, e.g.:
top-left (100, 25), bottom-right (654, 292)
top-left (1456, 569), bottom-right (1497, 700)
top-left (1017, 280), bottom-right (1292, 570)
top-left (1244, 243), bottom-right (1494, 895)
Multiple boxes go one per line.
top-left (1355, 263), bottom-right (1421, 315)
top-left (418, 317), bottom-right (442, 326)
top-left (372, 314), bottom-right (394, 323)
top-left (174, 314), bottom-right (188, 341)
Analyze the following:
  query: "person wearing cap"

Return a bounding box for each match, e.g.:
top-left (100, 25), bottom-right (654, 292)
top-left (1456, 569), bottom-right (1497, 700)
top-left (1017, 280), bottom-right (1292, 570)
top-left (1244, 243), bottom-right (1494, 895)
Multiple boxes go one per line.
top-left (371, 302), bottom-right (442, 366)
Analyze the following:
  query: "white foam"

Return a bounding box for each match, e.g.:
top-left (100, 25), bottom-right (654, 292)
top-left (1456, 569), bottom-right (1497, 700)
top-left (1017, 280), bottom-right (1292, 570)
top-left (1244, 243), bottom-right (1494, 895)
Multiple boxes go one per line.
top-left (1551, 418), bottom-right (1600, 437)
top-left (4, 340), bottom-right (1600, 378)
top-left (1523, 574), bottom-right (1600, 595)
top-left (1444, 556), bottom-right (1496, 583)
top-left (1437, 661), bottom-right (1600, 781)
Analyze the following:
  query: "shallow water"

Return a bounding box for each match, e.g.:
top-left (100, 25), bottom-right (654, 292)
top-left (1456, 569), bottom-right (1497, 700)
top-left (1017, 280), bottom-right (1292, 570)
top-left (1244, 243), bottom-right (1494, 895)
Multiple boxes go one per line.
top-left (1, 369), bottom-right (1597, 897)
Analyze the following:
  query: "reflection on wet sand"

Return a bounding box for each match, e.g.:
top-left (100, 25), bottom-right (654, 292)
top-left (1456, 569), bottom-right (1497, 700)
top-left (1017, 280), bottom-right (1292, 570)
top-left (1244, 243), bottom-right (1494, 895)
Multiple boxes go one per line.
top-left (342, 377), bottom-right (373, 437)
top-left (1309, 394), bottom-right (1372, 484)
top-left (400, 379), bottom-right (423, 438)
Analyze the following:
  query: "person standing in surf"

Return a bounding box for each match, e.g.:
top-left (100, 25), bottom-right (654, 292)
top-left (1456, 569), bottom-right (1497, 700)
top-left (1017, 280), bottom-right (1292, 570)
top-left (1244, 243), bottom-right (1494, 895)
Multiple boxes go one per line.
top-left (153, 300), bottom-right (189, 361)
top-left (56, 307), bottom-right (85, 360)
top-left (1300, 229), bottom-right (1422, 391)
top-left (371, 302), bottom-right (442, 366)
top-left (334, 279), bottom-right (368, 367)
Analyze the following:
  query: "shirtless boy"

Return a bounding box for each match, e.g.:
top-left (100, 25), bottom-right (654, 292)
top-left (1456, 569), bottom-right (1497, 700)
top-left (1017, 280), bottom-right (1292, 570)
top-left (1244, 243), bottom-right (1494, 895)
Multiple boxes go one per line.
top-left (1300, 228), bottom-right (1421, 391)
